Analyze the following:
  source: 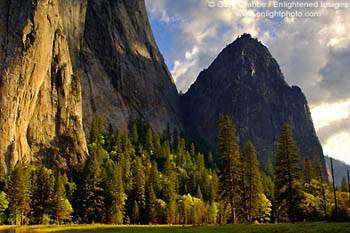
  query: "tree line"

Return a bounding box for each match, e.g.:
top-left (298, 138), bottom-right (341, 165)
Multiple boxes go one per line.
top-left (0, 115), bottom-right (348, 225)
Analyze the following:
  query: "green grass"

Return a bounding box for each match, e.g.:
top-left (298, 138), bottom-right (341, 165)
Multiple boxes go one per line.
top-left (2, 223), bottom-right (350, 233)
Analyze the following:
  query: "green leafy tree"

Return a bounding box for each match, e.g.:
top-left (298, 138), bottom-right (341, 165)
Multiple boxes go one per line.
top-left (217, 115), bottom-right (241, 223)
top-left (274, 124), bottom-right (302, 223)
top-left (51, 173), bottom-right (73, 224)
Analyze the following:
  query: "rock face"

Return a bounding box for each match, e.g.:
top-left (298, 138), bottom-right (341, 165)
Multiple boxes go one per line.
top-left (0, 0), bottom-right (183, 169)
top-left (0, 0), bottom-right (87, 169)
top-left (59, 0), bottom-right (183, 133)
top-left (183, 34), bottom-right (324, 164)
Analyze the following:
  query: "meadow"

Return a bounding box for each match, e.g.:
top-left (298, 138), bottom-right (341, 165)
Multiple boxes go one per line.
top-left (1, 223), bottom-right (350, 233)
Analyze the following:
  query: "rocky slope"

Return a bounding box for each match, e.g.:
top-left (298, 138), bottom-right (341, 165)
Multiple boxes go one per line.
top-left (182, 34), bottom-right (324, 165)
top-left (59, 0), bottom-right (183, 133)
top-left (0, 0), bottom-right (87, 169)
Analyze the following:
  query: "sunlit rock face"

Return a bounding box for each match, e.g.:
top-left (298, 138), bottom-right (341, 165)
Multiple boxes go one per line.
top-left (183, 34), bottom-right (325, 166)
top-left (0, 0), bottom-right (87, 169)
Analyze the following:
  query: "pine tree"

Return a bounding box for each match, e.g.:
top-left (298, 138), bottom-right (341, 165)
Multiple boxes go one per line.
top-left (113, 164), bottom-right (127, 224)
top-left (312, 152), bottom-right (325, 183)
top-left (146, 183), bottom-right (157, 224)
top-left (51, 173), bottom-right (73, 224)
top-left (303, 157), bottom-right (314, 184)
top-left (103, 160), bottom-right (127, 224)
top-left (163, 155), bottom-right (177, 202)
top-left (31, 164), bottom-right (54, 224)
top-left (242, 141), bottom-right (263, 223)
top-left (311, 151), bottom-right (328, 218)
top-left (149, 161), bottom-right (161, 193)
top-left (0, 164), bottom-right (5, 192)
top-left (132, 157), bottom-right (146, 209)
top-left (132, 200), bottom-right (140, 224)
top-left (217, 115), bottom-right (241, 223)
top-left (153, 132), bottom-right (162, 161)
top-left (274, 124), bottom-right (302, 223)
top-left (341, 177), bottom-right (348, 192)
top-left (0, 191), bottom-right (9, 221)
top-left (209, 202), bottom-right (218, 224)
top-left (8, 162), bottom-right (31, 225)
top-left (81, 153), bottom-right (105, 223)
top-left (90, 117), bottom-right (103, 144)
top-left (131, 123), bottom-right (139, 145)
top-left (210, 171), bottom-right (219, 203)
top-left (163, 154), bottom-right (177, 224)
top-left (145, 128), bottom-right (154, 153)
top-left (265, 157), bottom-right (274, 178)
top-left (208, 152), bottom-right (214, 168)
top-left (166, 199), bottom-right (177, 225)
top-left (262, 158), bottom-right (274, 203)
top-left (197, 185), bottom-right (203, 200)
top-left (120, 133), bottom-right (134, 193)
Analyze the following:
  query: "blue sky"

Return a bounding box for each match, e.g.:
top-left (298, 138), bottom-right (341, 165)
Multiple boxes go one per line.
top-left (145, 0), bottom-right (350, 164)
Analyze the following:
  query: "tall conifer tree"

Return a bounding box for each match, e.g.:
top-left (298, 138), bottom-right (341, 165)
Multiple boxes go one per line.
top-left (242, 141), bottom-right (263, 223)
top-left (8, 163), bottom-right (31, 225)
top-left (274, 124), bottom-right (302, 223)
top-left (217, 114), bottom-right (241, 223)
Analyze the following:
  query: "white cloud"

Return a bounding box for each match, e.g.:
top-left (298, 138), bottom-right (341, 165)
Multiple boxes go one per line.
top-left (323, 132), bottom-right (350, 161)
top-left (311, 101), bottom-right (350, 129)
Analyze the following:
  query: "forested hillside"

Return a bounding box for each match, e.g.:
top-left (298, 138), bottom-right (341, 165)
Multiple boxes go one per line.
top-left (0, 117), bottom-right (348, 225)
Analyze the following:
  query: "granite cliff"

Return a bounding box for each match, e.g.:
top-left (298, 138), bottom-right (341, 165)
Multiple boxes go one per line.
top-left (0, 0), bottom-right (183, 169)
top-left (182, 34), bottom-right (325, 165)
top-left (59, 0), bottom-right (183, 133)
top-left (0, 0), bottom-right (87, 169)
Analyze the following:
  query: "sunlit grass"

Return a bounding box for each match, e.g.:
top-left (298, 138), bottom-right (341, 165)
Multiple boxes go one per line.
top-left (2, 223), bottom-right (350, 233)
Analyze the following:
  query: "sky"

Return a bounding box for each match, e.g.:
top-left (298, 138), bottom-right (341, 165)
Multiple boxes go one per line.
top-left (145, 0), bottom-right (350, 164)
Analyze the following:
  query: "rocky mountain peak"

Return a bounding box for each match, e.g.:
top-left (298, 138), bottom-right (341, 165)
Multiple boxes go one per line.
top-left (183, 34), bottom-right (324, 167)
top-left (188, 34), bottom-right (286, 97)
